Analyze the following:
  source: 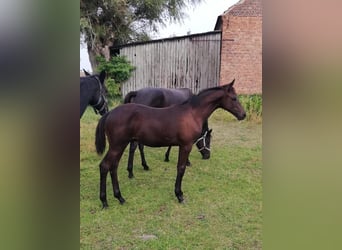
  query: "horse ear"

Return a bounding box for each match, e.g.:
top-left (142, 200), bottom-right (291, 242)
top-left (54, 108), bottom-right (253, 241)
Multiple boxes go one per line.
top-left (223, 79), bottom-right (235, 91)
top-left (99, 70), bottom-right (106, 84)
top-left (83, 69), bottom-right (90, 76)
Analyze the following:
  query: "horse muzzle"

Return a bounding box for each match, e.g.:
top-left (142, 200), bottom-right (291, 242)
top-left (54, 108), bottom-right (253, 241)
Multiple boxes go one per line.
top-left (238, 112), bottom-right (246, 120)
top-left (99, 106), bottom-right (109, 115)
top-left (202, 152), bottom-right (210, 160)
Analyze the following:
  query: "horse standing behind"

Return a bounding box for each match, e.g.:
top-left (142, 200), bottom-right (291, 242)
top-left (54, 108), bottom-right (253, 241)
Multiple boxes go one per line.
top-left (95, 79), bottom-right (246, 208)
top-left (123, 87), bottom-right (212, 178)
top-left (80, 70), bottom-right (108, 118)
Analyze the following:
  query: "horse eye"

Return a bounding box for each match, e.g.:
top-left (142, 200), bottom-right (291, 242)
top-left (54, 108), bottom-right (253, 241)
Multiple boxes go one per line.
top-left (232, 97), bottom-right (237, 101)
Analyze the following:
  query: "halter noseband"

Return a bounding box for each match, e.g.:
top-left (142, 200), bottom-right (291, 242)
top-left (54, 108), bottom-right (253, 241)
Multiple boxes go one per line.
top-left (91, 76), bottom-right (108, 114)
top-left (195, 130), bottom-right (211, 152)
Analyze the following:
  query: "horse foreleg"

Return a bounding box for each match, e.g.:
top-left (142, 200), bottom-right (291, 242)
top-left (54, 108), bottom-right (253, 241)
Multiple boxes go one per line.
top-left (127, 141), bottom-right (138, 178)
top-left (138, 143), bottom-right (149, 171)
top-left (164, 146), bottom-right (172, 162)
top-left (109, 147), bottom-right (127, 204)
top-left (165, 146), bottom-right (191, 165)
top-left (174, 145), bottom-right (192, 203)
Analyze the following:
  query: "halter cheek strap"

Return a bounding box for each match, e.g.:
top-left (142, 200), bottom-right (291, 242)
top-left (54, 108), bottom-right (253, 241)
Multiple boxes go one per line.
top-left (195, 131), bottom-right (211, 152)
top-left (93, 95), bottom-right (107, 114)
top-left (91, 76), bottom-right (108, 114)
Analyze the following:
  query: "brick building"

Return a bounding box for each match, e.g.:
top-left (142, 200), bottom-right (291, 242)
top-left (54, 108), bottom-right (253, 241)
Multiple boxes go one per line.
top-left (215, 0), bottom-right (262, 94)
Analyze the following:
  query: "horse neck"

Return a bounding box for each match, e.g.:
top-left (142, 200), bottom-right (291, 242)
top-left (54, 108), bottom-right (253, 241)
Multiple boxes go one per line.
top-left (81, 77), bottom-right (100, 106)
top-left (202, 119), bottom-right (209, 133)
top-left (191, 90), bottom-right (223, 122)
top-left (80, 79), bottom-right (98, 107)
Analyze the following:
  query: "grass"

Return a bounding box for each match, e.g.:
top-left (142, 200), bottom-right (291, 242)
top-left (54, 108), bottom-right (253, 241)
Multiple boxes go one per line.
top-left (80, 104), bottom-right (262, 249)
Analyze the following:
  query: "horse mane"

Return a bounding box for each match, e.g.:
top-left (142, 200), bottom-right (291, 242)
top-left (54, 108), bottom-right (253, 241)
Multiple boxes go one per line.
top-left (80, 70), bottom-right (106, 84)
top-left (80, 75), bottom-right (96, 82)
top-left (197, 86), bottom-right (223, 96)
top-left (181, 86), bottom-right (224, 106)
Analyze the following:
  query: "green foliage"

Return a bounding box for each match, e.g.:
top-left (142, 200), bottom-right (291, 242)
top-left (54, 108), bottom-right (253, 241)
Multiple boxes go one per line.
top-left (96, 55), bottom-right (135, 83)
top-left (96, 55), bottom-right (135, 99)
top-left (104, 78), bottom-right (121, 101)
top-left (239, 94), bottom-right (262, 122)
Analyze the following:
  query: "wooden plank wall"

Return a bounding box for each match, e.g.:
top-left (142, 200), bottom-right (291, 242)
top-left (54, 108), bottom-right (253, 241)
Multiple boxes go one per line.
top-left (119, 31), bottom-right (221, 96)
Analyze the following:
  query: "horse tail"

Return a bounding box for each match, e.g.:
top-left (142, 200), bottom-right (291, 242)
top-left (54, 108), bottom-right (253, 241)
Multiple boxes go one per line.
top-left (95, 112), bottom-right (109, 155)
top-left (123, 91), bottom-right (137, 104)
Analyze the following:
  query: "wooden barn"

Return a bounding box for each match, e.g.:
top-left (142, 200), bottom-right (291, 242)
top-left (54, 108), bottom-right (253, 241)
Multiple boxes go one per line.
top-left (112, 31), bottom-right (222, 97)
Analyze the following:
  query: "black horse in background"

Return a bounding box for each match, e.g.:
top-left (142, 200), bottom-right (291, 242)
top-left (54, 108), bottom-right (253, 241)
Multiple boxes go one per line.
top-left (80, 70), bottom-right (109, 118)
top-left (123, 87), bottom-right (212, 178)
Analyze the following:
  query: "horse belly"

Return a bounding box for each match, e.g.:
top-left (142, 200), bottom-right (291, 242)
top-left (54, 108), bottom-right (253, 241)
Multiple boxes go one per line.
top-left (135, 122), bottom-right (178, 147)
top-left (142, 135), bottom-right (176, 147)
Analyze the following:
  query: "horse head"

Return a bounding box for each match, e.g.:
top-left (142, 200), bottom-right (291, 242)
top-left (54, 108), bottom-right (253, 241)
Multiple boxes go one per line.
top-left (91, 70), bottom-right (109, 115)
top-left (220, 79), bottom-right (246, 120)
top-left (195, 128), bottom-right (212, 159)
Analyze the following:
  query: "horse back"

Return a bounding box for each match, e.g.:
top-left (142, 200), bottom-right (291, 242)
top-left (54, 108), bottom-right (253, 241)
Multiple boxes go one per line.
top-left (129, 88), bottom-right (165, 107)
top-left (105, 103), bottom-right (201, 147)
top-left (163, 88), bottom-right (192, 105)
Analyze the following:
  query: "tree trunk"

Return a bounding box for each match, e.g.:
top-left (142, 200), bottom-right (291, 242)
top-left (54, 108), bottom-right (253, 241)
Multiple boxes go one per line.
top-left (102, 45), bottom-right (111, 62)
top-left (87, 43), bottom-right (112, 71)
top-left (87, 47), bottom-right (98, 72)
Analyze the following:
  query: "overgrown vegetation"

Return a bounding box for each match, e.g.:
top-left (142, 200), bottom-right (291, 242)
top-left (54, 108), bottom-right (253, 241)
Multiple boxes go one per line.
top-left (96, 55), bottom-right (135, 100)
top-left (80, 105), bottom-right (262, 249)
top-left (239, 94), bottom-right (262, 122)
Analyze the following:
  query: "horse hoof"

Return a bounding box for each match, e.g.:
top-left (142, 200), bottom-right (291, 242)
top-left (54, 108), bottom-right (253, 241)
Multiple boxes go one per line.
top-left (177, 196), bottom-right (184, 203)
top-left (164, 158), bottom-right (170, 162)
top-left (102, 202), bottom-right (109, 209)
top-left (119, 198), bottom-right (126, 204)
top-left (143, 165), bottom-right (149, 171)
top-left (128, 173), bottom-right (134, 179)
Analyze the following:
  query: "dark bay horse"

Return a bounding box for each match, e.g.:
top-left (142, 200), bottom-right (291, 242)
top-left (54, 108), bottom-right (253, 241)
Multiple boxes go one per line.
top-left (123, 87), bottom-right (212, 178)
top-left (80, 70), bottom-right (108, 118)
top-left (95, 79), bottom-right (246, 207)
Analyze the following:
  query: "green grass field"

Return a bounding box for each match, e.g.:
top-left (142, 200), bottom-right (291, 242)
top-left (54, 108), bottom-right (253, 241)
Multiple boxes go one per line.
top-left (80, 105), bottom-right (262, 249)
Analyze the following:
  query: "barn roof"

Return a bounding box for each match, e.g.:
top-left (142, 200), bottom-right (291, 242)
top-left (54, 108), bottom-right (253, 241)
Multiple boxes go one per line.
top-left (110, 30), bottom-right (221, 53)
top-left (224, 0), bottom-right (262, 17)
top-left (214, 0), bottom-right (262, 30)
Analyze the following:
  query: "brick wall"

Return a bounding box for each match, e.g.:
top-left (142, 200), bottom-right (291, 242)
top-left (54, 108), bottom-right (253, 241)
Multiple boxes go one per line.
top-left (217, 0), bottom-right (262, 94)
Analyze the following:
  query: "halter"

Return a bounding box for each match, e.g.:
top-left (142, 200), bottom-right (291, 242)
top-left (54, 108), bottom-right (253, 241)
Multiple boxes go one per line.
top-left (195, 130), bottom-right (211, 152)
top-left (91, 76), bottom-right (108, 114)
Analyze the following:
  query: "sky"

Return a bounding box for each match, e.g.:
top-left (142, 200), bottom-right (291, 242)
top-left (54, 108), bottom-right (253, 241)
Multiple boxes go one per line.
top-left (80, 0), bottom-right (239, 72)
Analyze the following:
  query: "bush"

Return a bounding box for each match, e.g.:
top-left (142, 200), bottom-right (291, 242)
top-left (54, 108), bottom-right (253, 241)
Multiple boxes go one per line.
top-left (96, 55), bottom-right (135, 100)
top-left (104, 78), bottom-right (121, 104)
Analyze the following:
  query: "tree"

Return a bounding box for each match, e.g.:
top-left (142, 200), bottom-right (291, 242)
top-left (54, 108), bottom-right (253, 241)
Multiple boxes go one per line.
top-left (80, 0), bottom-right (202, 70)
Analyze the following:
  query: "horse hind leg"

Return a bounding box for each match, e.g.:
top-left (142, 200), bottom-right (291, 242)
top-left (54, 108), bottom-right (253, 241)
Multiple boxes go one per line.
top-left (109, 146), bottom-right (127, 204)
